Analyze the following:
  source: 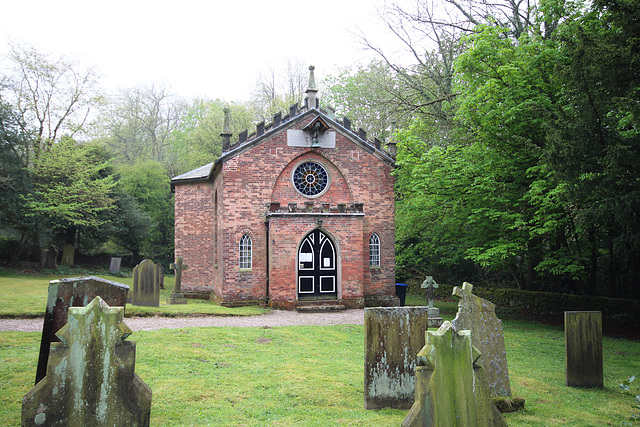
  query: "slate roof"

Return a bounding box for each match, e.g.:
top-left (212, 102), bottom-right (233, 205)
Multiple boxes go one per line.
top-left (171, 67), bottom-right (396, 187)
top-left (171, 161), bottom-right (214, 183)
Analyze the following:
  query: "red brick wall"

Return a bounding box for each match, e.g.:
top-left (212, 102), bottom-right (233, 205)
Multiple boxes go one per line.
top-left (174, 181), bottom-right (215, 292)
top-left (268, 215), bottom-right (365, 308)
top-left (174, 113), bottom-right (396, 306)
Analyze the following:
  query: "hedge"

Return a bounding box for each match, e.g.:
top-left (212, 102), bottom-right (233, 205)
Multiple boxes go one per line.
top-left (406, 278), bottom-right (639, 328)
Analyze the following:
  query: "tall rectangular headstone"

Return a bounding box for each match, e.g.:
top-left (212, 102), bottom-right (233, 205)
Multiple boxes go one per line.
top-left (565, 311), bottom-right (603, 388)
top-left (130, 259), bottom-right (161, 307)
top-left (23, 296), bottom-right (152, 426)
top-left (60, 244), bottom-right (75, 266)
top-left (364, 307), bottom-right (432, 409)
top-left (109, 257), bottom-right (122, 273)
top-left (35, 276), bottom-right (129, 384)
top-left (40, 245), bottom-right (58, 269)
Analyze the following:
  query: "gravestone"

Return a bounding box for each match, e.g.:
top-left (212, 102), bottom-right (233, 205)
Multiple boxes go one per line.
top-left (23, 296), bottom-right (152, 426)
top-left (129, 259), bottom-right (161, 307)
top-left (40, 245), bottom-right (58, 269)
top-left (109, 257), bottom-right (122, 273)
top-left (565, 311), bottom-right (603, 388)
top-left (167, 256), bottom-right (188, 304)
top-left (158, 264), bottom-right (165, 290)
top-left (451, 282), bottom-right (511, 396)
top-left (35, 276), bottom-right (129, 384)
top-left (421, 276), bottom-right (443, 328)
top-left (60, 244), bottom-right (75, 266)
top-left (364, 307), bottom-right (432, 409)
top-left (402, 321), bottom-right (506, 427)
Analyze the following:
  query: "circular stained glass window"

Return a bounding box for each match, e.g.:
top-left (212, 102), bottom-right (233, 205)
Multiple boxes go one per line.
top-left (292, 161), bottom-right (329, 197)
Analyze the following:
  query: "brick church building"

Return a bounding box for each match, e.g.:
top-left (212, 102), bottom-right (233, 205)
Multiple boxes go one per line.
top-left (171, 67), bottom-right (397, 309)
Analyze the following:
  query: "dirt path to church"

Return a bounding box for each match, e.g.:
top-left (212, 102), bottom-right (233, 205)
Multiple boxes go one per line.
top-left (0, 309), bottom-right (365, 332)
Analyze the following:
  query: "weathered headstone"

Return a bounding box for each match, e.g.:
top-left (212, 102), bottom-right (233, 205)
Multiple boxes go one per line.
top-left (402, 321), bottom-right (507, 427)
top-left (109, 257), bottom-right (122, 273)
top-left (167, 256), bottom-right (188, 304)
top-left (35, 276), bottom-right (129, 384)
top-left (40, 245), bottom-right (58, 269)
top-left (129, 259), bottom-right (161, 307)
top-left (23, 296), bottom-right (152, 426)
top-left (60, 244), bottom-right (75, 266)
top-left (365, 307), bottom-right (432, 409)
top-left (451, 282), bottom-right (511, 396)
top-left (565, 311), bottom-right (603, 388)
top-left (159, 263), bottom-right (165, 290)
top-left (421, 276), bottom-right (443, 328)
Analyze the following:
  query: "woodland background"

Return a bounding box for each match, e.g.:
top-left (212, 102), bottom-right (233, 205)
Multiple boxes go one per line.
top-left (1, 0), bottom-right (638, 299)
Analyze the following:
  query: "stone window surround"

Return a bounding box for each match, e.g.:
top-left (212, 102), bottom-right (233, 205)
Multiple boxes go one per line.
top-left (369, 232), bottom-right (381, 267)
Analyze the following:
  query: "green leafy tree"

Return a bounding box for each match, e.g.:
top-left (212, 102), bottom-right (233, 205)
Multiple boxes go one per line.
top-left (117, 161), bottom-right (173, 261)
top-left (25, 137), bottom-right (116, 248)
top-left (324, 60), bottom-right (408, 141)
top-left (0, 96), bottom-right (36, 260)
top-left (107, 192), bottom-right (153, 262)
top-left (167, 99), bottom-right (253, 175)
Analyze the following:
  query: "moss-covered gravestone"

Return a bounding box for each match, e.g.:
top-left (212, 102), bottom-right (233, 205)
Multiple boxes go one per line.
top-left (451, 282), bottom-right (511, 396)
top-left (35, 276), bottom-right (129, 384)
top-left (129, 259), bottom-right (162, 307)
top-left (402, 321), bottom-right (506, 427)
top-left (364, 307), bottom-right (433, 409)
top-left (22, 296), bottom-right (152, 426)
top-left (565, 311), bottom-right (603, 388)
top-left (60, 244), bottom-right (75, 266)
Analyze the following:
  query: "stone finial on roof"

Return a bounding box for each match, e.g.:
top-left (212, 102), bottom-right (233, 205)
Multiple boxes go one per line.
top-left (221, 107), bottom-right (232, 151)
top-left (306, 65), bottom-right (318, 109)
top-left (387, 120), bottom-right (397, 159)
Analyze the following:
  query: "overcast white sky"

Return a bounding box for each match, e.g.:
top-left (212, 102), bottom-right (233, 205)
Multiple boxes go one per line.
top-left (1, 0), bottom-right (411, 101)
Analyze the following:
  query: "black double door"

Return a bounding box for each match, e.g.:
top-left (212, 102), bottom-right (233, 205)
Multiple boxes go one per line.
top-left (297, 229), bottom-right (337, 300)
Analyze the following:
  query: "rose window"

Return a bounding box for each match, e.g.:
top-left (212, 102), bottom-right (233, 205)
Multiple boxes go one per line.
top-left (292, 162), bottom-right (329, 196)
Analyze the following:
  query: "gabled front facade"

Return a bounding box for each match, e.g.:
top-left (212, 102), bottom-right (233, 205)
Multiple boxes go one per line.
top-left (172, 69), bottom-right (397, 309)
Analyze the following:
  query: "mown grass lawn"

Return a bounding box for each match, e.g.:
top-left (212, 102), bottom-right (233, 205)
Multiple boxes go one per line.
top-left (1, 271), bottom-right (639, 425)
top-left (0, 267), bottom-right (268, 318)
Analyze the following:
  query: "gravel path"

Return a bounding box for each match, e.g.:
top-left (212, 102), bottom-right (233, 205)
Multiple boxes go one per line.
top-left (0, 309), bottom-right (365, 332)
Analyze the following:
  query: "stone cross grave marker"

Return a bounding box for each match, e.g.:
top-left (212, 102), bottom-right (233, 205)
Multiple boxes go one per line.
top-left (168, 256), bottom-right (188, 304)
top-left (421, 276), bottom-right (443, 327)
top-left (565, 311), bottom-right (603, 388)
top-left (421, 276), bottom-right (438, 308)
top-left (402, 321), bottom-right (506, 427)
top-left (60, 244), bottom-right (75, 266)
top-left (109, 257), bottom-right (122, 273)
top-left (451, 281), bottom-right (511, 397)
top-left (23, 296), bottom-right (152, 426)
top-left (35, 276), bottom-right (129, 384)
top-left (130, 259), bottom-right (161, 307)
top-left (364, 307), bottom-right (433, 410)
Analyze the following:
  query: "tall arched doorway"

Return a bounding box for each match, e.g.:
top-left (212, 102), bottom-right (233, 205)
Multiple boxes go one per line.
top-left (297, 229), bottom-right (338, 301)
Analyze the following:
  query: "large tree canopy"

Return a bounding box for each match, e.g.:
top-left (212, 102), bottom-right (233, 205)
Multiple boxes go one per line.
top-left (394, 0), bottom-right (640, 297)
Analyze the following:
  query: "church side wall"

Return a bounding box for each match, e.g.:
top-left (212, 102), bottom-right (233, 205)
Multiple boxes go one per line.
top-left (174, 181), bottom-right (215, 296)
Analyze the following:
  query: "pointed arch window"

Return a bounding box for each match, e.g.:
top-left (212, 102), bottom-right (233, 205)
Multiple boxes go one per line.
top-left (369, 233), bottom-right (381, 266)
top-left (239, 234), bottom-right (252, 269)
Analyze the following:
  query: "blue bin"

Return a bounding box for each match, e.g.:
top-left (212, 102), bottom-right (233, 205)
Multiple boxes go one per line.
top-left (395, 283), bottom-right (407, 306)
